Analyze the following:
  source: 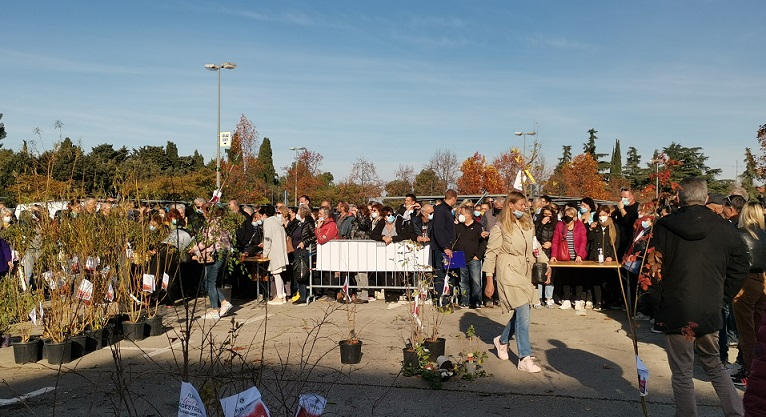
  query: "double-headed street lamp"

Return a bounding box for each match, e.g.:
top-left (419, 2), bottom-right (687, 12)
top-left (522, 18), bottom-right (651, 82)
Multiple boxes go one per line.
top-left (204, 62), bottom-right (237, 190)
top-left (289, 146), bottom-right (306, 206)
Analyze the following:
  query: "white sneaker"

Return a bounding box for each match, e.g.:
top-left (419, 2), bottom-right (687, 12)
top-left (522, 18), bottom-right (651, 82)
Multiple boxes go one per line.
top-left (533, 303), bottom-right (543, 309)
top-left (585, 301), bottom-right (593, 309)
top-left (518, 356), bottom-right (541, 373)
top-left (267, 296), bottom-right (287, 306)
top-left (545, 299), bottom-right (555, 309)
top-left (559, 300), bottom-right (572, 310)
top-left (493, 335), bottom-right (509, 361)
top-left (219, 301), bottom-right (233, 317)
top-left (203, 310), bottom-right (220, 320)
top-left (574, 300), bottom-right (585, 311)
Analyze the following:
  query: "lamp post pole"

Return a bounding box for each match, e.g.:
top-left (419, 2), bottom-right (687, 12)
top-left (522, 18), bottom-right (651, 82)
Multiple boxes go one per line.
top-left (514, 130), bottom-right (536, 195)
top-left (204, 62), bottom-right (237, 190)
top-left (289, 146), bottom-right (306, 206)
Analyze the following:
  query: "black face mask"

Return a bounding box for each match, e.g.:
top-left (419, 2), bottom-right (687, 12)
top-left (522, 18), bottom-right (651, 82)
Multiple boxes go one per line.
top-left (562, 215), bottom-right (574, 224)
top-left (493, 207), bottom-right (502, 216)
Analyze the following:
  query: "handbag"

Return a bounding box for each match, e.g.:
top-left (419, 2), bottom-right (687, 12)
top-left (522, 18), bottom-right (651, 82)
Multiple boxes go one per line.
top-left (556, 236), bottom-right (571, 261)
top-left (286, 236), bottom-right (295, 254)
top-left (531, 262), bottom-right (548, 285)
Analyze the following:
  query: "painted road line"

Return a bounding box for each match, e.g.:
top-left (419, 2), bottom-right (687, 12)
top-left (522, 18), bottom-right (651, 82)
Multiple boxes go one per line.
top-left (0, 387), bottom-right (56, 406)
top-left (143, 341), bottom-right (183, 358)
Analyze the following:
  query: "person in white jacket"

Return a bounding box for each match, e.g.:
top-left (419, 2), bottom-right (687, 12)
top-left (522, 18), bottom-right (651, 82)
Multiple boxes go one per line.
top-left (260, 205), bottom-right (290, 305)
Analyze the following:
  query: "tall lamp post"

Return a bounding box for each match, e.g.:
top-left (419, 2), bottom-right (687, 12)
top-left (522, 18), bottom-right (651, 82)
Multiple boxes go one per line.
top-left (204, 62), bottom-right (237, 190)
top-left (289, 146), bottom-right (306, 206)
top-left (514, 130), bottom-right (536, 195)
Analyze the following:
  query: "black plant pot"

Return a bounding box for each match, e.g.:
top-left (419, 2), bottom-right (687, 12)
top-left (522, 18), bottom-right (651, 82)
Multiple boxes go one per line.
top-left (144, 316), bottom-right (164, 337)
top-left (122, 320), bottom-right (146, 342)
top-left (12, 338), bottom-right (42, 364)
top-left (424, 338), bottom-right (446, 361)
top-left (339, 340), bottom-right (363, 364)
top-left (70, 334), bottom-right (88, 359)
top-left (402, 348), bottom-right (419, 368)
top-left (44, 340), bottom-right (73, 365)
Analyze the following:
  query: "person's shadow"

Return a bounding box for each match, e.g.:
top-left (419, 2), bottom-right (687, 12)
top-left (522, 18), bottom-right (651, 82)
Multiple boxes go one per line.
top-left (544, 338), bottom-right (634, 396)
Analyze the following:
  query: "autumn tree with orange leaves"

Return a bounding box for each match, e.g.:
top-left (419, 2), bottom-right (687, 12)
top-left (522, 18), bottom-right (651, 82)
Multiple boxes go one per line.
top-left (548, 153), bottom-right (611, 199)
top-left (492, 148), bottom-right (524, 191)
top-left (456, 152), bottom-right (504, 194)
top-left (221, 114), bottom-right (268, 203)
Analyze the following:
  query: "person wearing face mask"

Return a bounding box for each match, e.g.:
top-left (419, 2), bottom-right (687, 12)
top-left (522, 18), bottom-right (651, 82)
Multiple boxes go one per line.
top-left (432, 190), bottom-right (459, 304)
top-left (550, 206), bottom-right (588, 312)
top-left (253, 205), bottom-right (290, 305)
top-left (484, 191), bottom-right (550, 373)
top-left (409, 204), bottom-right (434, 243)
top-left (336, 201), bottom-right (356, 239)
top-left (454, 203), bottom-right (489, 309)
top-left (0, 208), bottom-right (15, 229)
top-left (534, 206), bottom-right (558, 308)
top-left (191, 204), bottom-right (233, 320)
top-left (579, 197), bottom-right (596, 226)
top-left (586, 205), bottom-right (619, 311)
top-left (612, 187), bottom-right (640, 261)
top-left (370, 206), bottom-right (408, 245)
top-left (283, 205), bottom-right (316, 305)
top-left (621, 205), bottom-right (657, 316)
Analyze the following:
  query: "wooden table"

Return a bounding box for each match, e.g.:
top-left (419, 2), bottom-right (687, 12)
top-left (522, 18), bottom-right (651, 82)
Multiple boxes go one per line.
top-left (548, 260), bottom-right (620, 268)
top-left (243, 256), bottom-right (270, 301)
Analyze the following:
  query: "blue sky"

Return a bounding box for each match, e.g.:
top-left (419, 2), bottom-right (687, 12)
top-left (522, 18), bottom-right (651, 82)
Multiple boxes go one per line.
top-left (2, 1), bottom-right (764, 184)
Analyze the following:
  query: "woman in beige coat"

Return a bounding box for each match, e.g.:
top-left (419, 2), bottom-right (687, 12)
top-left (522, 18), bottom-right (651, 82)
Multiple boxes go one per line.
top-left (484, 191), bottom-right (550, 373)
top-left (260, 205), bottom-right (290, 305)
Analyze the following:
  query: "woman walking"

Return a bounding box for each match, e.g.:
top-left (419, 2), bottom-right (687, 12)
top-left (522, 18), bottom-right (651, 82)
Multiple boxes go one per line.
top-left (484, 191), bottom-right (550, 373)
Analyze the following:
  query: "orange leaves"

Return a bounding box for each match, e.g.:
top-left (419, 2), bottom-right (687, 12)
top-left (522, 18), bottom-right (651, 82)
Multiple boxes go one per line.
top-left (554, 153), bottom-right (611, 200)
top-left (456, 152), bottom-right (505, 194)
top-left (681, 322), bottom-right (699, 341)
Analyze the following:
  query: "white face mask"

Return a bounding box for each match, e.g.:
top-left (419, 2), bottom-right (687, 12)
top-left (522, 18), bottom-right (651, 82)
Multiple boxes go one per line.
top-left (2, 216), bottom-right (10, 223)
top-left (296, 214), bottom-right (302, 221)
top-left (599, 216), bottom-right (608, 224)
top-left (458, 214), bottom-right (466, 223)
top-left (371, 212), bottom-right (379, 219)
top-left (276, 214), bottom-right (283, 220)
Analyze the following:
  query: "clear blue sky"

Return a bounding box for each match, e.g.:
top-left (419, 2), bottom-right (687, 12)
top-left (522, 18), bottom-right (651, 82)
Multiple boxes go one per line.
top-left (2, 1), bottom-right (764, 184)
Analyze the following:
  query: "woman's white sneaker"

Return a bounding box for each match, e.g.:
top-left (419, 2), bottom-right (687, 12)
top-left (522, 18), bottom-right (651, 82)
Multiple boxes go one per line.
top-left (518, 356), bottom-right (541, 373)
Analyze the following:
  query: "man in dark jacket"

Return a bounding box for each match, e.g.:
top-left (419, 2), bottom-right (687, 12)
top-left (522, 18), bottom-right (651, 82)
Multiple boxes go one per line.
top-left (432, 189), bottom-right (458, 303)
top-left (612, 187), bottom-right (640, 260)
top-left (651, 177), bottom-right (748, 417)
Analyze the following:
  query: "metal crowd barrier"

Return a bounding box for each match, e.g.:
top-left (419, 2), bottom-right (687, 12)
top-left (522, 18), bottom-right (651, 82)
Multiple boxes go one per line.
top-left (310, 240), bottom-right (432, 294)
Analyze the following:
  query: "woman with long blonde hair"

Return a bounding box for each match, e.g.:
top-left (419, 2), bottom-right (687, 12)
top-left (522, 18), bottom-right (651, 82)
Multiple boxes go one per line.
top-left (483, 191), bottom-right (550, 373)
top-left (732, 201), bottom-right (766, 386)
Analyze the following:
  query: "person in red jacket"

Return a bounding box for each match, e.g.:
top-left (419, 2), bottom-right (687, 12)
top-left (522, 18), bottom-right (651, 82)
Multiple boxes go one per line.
top-left (550, 206), bottom-right (588, 313)
top-left (315, 207), bottom-right (338, 244)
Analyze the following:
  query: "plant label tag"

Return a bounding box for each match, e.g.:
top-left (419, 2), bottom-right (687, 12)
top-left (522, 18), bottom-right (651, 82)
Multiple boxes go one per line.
top-left (295, 393), bottom-right (326, 417)
top-left (162, 273), bottom-right (170, 290)
top-left (142, 274), bottom-right (156, 293)
top-left (220, 386), bottom-right (270, 417)
top-left (178, 381), bottom-right (207, 417)
top-left (77, 279), bottom-right (94, 304)
top-left (106, 283), bottom-right (115, 302)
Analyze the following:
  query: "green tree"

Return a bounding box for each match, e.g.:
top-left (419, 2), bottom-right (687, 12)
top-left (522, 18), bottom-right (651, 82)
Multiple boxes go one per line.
top-left (609, 139), bottom-right (622, 180)
top-left (413, 168), bottom-right (446, 196)
top-left (0, 113), bottom-right (6, 148)
top-left (165, 141), bottom-right (179, 172)
top-left (661, 142), bottom-right (721, 184)
top-left (742, 148), bottom-right (760, 200)
top-left (82, 144), bottom-right (129, 196)
top-left (623, 146), bottom-right (644, 188)
top-left (555, 145), bottom-right (572, 172)
top-left (257, 137), bottom-right (277, 186)
top-left (583, 128), bottom-right (609, 173)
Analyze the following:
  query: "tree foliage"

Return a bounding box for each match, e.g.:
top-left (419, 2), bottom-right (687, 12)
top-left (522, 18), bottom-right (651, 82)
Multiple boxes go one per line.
top-left (456, 152), bottom-right (504, 194)
top-left (426, 149), bottom-right (459, 189)
top-left (548, 153), bottom-right (610, 199)
top-left (413, 168), bottom-right (446, 196)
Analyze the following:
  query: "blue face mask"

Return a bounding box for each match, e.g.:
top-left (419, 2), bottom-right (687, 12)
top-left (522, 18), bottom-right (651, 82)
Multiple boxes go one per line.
top-left (171, 219), bottom-right (177, 225)
top-left (473, 210), bottom-right (481, 217)
top-left (641, 220), bottom-right (651, 229)
top-left (451, 209), bottom-right (456, 216)
top-left (579, 207), bottom-right (588, 214)
top-left (514, 210), bottom-right (525, 219)
top-left (386, 215), bottom-right (396, 223)
top-left (621, 197), bottom-right (630, 205)
top-left (427, 213), bottom-right (434, 220)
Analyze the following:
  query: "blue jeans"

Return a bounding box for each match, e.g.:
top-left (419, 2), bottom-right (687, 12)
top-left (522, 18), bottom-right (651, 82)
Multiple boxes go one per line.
top-left (204, 257), bottom-right (226, 309)
top-left (537, 283), bottom-right (554, 301)
top-left (501, 304), bottom-right (532, 358)
top-left (459, 259), bottom-right (482, 307)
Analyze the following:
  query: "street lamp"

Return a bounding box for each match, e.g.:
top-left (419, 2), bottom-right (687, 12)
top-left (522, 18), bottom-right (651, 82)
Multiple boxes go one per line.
top-left (205, 61), bottom-right (237, 190)
top-left (514, 130), bottom-right (536, 194)
top-left (289, 146), bottom-right (306, 206)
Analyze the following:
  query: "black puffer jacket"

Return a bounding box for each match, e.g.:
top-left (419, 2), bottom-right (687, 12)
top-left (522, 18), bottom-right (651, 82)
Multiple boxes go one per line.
top-left (739, 227), bottom-right (766, 273)
top-left (651, 205), bottom-right (748, 335)
top-left (534, 218), bottom-right (557, 258)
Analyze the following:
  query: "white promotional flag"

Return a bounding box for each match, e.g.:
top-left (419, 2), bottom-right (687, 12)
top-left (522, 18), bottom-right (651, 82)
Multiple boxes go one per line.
top-left (295, 393), bottom-right (327, 417)
top-left (513, 170), bottom-right (526, 191)
top-left (220, 386), bottom-right (270, 417)
top-left (162, 272), bottom-right (170, 290)
top-left (77, 279), bottom-right (94, 304)
top-left (178, 381), bottom-right (207, 417)
top-left (142, 274), bottom-right (156, 293)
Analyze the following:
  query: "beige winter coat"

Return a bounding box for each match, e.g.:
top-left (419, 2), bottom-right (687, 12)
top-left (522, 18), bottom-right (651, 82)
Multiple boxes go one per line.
top-left (262, 215), bottom-right (288, 274)
top-left (482, 220), bottom-right (549, 312)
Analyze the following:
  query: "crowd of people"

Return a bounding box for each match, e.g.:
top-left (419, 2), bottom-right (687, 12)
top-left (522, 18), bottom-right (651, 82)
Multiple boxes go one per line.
top-left (1, 179), bottom-right (765, 416)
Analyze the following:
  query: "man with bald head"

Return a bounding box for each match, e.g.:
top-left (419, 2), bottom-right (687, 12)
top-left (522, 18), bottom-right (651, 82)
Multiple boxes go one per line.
top-left (409, 203), bottom-right (434, 243)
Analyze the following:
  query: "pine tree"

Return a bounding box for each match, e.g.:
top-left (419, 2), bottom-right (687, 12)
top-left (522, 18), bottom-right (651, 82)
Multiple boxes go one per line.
top-left (742, 148), bottom-right (759, 199)
top-left (609, 139), bottom-right (622, 180)
top-left (257, 137), bottom-right (277, 185)
top-left (583, 128), bottom-right (609, 173)
top-left (556, 145), bottom-right (572, 172)
top-left (0, 113), bottom-right (6, 148)
top-left (623, 146), bottom-right (643, 188)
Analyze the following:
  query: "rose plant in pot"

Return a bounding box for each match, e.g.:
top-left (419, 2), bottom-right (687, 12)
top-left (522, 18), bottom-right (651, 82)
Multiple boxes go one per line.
top-left (338, 288), bottom-right (363, 365)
